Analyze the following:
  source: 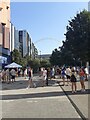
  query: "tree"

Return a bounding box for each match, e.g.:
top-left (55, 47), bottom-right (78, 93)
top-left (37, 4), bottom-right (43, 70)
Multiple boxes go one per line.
top-left (64, 10), bottom-right (89, 65)
top-left (50, 49), bottom-right (61, 66)
top-left (27, 58), bottom-right (40, 73)
top-left (40, 59), bottom-right (51, 68)
top-left (50, 10), bottom-right (90, 66)
top-left (11, 49), bottom-right (22, 64)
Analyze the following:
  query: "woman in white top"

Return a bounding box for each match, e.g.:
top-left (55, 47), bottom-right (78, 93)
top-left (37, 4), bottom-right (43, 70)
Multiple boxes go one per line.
top-left (42, 68), bottom-right (47, 87)
top-left (24, 68), bottom-right (27, 79)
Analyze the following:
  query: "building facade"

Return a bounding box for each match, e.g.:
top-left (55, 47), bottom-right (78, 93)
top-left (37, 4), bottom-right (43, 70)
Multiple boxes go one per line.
top-left (0, 0), bottom-right (11, 67)
top-left (31, 43), bottom-right (38, 59)
top-left (19, 30), bottom-right (30, 57)
top-left (19, 30), bottom-right (38, 58)
top-left (10, 23), bottom-right (19, 52)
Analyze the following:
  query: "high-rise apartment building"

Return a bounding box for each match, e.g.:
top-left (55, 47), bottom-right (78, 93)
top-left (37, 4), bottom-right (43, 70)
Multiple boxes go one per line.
top-left (27, 33), bottom-right (32, 57)
top-left (31, 42), bottom-right (38, 59)
top-left (19, 30), bottom-right (31, 57)
top-left (14, 29), bottom-right (19, 51)
top-left (19, 30), bottom-right (38, 58)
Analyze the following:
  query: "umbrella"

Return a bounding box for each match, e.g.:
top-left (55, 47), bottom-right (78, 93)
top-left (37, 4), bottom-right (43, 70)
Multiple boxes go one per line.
top-left (5, 62), bottom-right (22, 68)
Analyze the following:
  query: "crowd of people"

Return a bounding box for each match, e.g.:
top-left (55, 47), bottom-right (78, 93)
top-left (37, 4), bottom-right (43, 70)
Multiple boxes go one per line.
top-left (0, 65), bottom-right (89, 93)
top-left (0, 68), bottom-right (16, 83)
top-left (51, 66), bottom-right (89, 93)
top-left (23, 66), bottom-right (89, 93)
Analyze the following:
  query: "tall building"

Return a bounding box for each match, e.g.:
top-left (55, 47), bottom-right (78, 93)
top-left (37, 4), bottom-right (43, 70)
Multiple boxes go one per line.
top-left (19, 30), bottom-right (38, 58)
top-left (10, 23), bottom-right (19, 52)
top-left (27, 33), bottom-right (32, 57)
top-left (0, 0), bottom-right (10, 49)
top-left (14, 29), bottom-right (19, 51)
top-left (10, 23), bottom-right (15, 52)
top-left (19, 30), bottom-right (29, 57)
top-left (31, 42), bottom-right (38, 59)
top-left (0, 0), bottom-right (11, 67)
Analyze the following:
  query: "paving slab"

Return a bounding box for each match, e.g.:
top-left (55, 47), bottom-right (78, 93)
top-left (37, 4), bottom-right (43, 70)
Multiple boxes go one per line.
top-left (0, 77), bottom-right (81, 118)
top-left (57, 79), bottom-right (89, 119)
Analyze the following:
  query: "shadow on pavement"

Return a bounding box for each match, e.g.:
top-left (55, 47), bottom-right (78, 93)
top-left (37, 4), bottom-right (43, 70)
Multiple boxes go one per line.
top-left (1, 79), bottom-right (58, 90)
top-left (1, 88), bottom-right (90, 100)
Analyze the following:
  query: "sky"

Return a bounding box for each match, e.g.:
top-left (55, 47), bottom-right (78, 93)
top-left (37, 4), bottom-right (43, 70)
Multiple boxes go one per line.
top-left (11, 2), bottom-right (88, 55)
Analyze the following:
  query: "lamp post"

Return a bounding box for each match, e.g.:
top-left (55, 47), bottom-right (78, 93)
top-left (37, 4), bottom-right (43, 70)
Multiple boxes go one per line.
top-left (40, 50), bottom-right (41, 62)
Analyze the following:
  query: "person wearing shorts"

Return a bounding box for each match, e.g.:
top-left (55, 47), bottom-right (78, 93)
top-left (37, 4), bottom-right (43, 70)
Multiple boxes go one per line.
top-left (70, 71), bottom-right (77, 93)
top-left (66, 67), bottom-right (71, 85)
top-left (79, 68), bottom-right (85, 92)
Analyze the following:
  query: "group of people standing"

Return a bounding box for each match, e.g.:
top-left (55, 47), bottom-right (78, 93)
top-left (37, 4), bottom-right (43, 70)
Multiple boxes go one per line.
top-left (0, 65), bottom-right (89, 94)
top-left (24, 66), bottom-right (89, 93)
top-left (0, 68), bottom-right (16, 83)
top-left (60, 66), bottom-right (88, 93)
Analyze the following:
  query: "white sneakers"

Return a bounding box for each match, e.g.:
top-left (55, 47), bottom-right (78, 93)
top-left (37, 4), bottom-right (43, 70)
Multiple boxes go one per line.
top-left (81, 89), bottom-right (86, 92)
top-left (26, 86), bottom-right (30, 89)
top-left (26, 83), bottom-right (36, 89)
top-left (72, 91), bottom-right (77, 93)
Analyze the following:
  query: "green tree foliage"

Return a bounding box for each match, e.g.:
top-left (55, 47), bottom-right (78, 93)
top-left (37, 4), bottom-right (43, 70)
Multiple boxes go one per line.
top-left (11, 49), bottom-right (51, 72)
top-left (50, 49), bottom-right (61, 66)
top-left (27, 58), bottom-right (40, 73)
top-left (50, 10), bottom-right (90, 66)
top-left (11, 49), bottom-right (22, 64)
top-left (40, 59), bottom-right (51, 68)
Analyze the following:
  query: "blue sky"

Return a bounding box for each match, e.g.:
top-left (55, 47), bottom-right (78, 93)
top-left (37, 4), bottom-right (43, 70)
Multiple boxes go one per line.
top-left (11, 2), bottom-right (88, 55)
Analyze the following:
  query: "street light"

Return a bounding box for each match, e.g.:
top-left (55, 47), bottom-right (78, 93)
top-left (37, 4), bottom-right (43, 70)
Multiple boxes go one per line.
top-left (40, 50), bottom-right (41, 62)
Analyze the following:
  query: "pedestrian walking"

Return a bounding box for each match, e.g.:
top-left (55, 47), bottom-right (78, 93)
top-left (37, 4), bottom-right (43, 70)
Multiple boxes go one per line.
top-left (61, 68), bottom-right (66, 86)
top-left (24, 68), bottom-right (28, 79)
top-left (26, 67), bottom-right (36, 89)
top-left (42, 68), bottom-right (47, 87)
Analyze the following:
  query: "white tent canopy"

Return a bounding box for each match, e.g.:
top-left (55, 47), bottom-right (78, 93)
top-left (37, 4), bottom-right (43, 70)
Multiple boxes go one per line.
top-left (5, 62), bottom-right (22, 68)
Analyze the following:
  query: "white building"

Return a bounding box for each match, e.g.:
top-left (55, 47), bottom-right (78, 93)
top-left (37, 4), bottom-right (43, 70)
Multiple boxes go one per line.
top-left (10, 23), bottom-right (19, 52)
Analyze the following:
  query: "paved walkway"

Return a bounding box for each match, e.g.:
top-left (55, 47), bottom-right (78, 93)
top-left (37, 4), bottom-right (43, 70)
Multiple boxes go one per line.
top-left (0, 76), bottom-right (89, 119)
top-left (56, 78), bottom-right (89, 119)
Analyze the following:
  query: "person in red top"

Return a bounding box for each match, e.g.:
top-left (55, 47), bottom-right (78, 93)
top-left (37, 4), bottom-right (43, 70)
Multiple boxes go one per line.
top-left (79, 68), bottom-right (85, 92)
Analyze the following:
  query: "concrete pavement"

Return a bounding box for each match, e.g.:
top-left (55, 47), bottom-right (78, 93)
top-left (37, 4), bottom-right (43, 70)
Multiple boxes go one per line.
top-left (0, 76), bottom-right (89, 119)
top-left (56, 78), bottom-right (89, 120)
